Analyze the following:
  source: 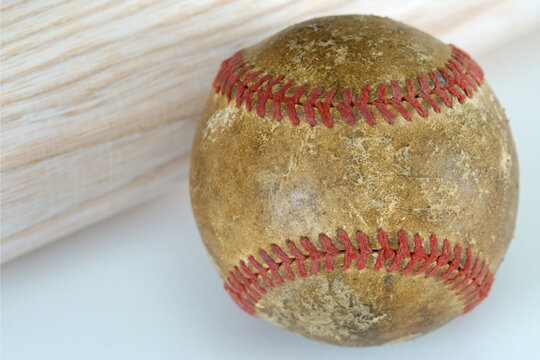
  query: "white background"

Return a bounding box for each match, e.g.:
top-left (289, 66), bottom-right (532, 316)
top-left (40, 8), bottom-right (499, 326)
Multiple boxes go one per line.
top-left (2, 27), bottom-right (540, 360)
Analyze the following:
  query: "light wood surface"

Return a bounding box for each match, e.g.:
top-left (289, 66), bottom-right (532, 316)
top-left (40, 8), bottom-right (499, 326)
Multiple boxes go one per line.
top-left (1, 0), bottom-right (538, 263)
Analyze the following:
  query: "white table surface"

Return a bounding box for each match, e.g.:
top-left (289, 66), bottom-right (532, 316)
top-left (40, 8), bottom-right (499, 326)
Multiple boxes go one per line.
top-left (3, 29), bottom-right (540, 360)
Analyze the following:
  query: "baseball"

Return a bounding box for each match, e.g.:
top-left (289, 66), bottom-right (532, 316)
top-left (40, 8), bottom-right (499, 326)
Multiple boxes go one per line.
top-left (189, 15), bottom-right (518, 346)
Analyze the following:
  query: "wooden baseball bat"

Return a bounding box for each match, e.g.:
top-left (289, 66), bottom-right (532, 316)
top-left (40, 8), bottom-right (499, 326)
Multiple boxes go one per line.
top-left (1, 0), bottom-right (536, 263)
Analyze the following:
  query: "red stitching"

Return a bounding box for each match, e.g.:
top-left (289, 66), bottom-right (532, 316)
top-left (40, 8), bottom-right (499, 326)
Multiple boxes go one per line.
top-left (447, 248), bottom-right (472, 285)
top-left (213, 45), bottom-right (483, 127)
top-left (413, 235), bottom-right (439, 275)
top-left (388, 81), bottom-right (412, 121)
top-left (224, 229), bottom-right (494, 316)
top-left (259, 248), bottom-right (284, 286)
top-left (356, 231), bottom-right (373, 270)
top-left (439, 245), bottom-right (461, 281)
top-left (319, 234), bottom-right (340, 271)
top-left (387, 230), bottom-right (410, 272)
top-left (240, 260), bottom-right (265, 295)
top-left (271, 80), bottom-right (295, 120)
top-left (400, 234), bottom-right (424, 276)
top-left (315, 89), bottom-right (337, 128)
top-left (300, 236), bottom-right (323, 274)
top-left (303, 88), bottom-right (324, 126)
top-left (374, 229), bottom-right (395, 271)
top-left (373, 83), bottom-right (395, 124)
top-left (337, 88), bottom-right (355, 126)
top-left (286, 240), bottom-right (307, 277)
top-left (353, 85), bottom-right (375, 126)
top-left (337, 229), bottom-right (357, 270)
top-left (256, 76), bottom-right (284, 118)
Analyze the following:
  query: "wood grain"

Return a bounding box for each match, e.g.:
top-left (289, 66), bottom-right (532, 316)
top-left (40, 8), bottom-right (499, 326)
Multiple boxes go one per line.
top-left (1, 0), bottom-right (538, 263)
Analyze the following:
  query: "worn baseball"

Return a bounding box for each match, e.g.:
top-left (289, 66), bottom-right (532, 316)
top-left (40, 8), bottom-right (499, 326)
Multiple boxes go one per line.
top-left (189, 15), bottom-right (518, 346)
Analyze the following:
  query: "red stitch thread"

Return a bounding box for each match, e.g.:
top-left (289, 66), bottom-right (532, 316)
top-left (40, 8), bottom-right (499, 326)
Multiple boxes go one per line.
top-left (271, 244), bottom-right (294, 280)
top-left (387, 230), bottom-right (411, 272)
top-left (319, 234), bottom-right (340, 271)
top-left (315, 89), bottom-right (337, 128)
top-left (240, 260), bottom-right (265, 295)
top-left (235, 70), bottom-right (258, 108)
top-left (223, 229), bottom-right (494, 316)
top-left (439, 245), bottom-right (461, 281)
top-left (354, 85), bottom-right (375, 126)
top-left (248, 255), bottom-right (272, 288)
top-left (413, 235), bottom-right (439, 275)
top-left (233, 266), bottom-right (260, 301)
top-left (337, 229), bottom-right (357, 270)
top-left (213, 45), bottom-right (484, 127)
top-left (400, 234), bottom-right (425, 276)
top-left (454, 256), bottom-right (480, 293)
top-left (388, 81), bottom-right (412, 121)
top-left (337, 88), bottom-right (355, 126)
top-left (272, 80), bottom-right (295, 120)
top-left (373, 83), bottom-right (395, 124)
top-left (303, 88), bottom-right (324, 126)
top-left (447, 248), bottom-right (472, 285)
top-left (356, 231), bottom-right (372, 270)
top-left (403, 78), bottom-right (428, 118)
top-left (246, 75), bottom-right (271, 112)
top-left (259, 249), bottom-right (284, 285)
top-left (417, 75), bottom-right (441, 113)
top-left (374, 229), bottom-right (395, 271)
top-left (256, 76), bottom-right (284, 118)
top-left (426, 239), bottom-right (451, 278)
top-left (300, 237), bottom-right (323, 274)
top-left (286, 240), bottom-right (307, 277)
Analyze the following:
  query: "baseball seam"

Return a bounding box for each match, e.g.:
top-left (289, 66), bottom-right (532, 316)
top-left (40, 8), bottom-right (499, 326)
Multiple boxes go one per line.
top-left (213, 45), bottom-right (484, 127)
top-left (224, 229), bottom-right (493, 316)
